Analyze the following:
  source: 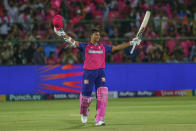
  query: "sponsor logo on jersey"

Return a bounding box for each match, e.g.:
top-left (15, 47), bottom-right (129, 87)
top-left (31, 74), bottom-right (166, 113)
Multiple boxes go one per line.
top-left (88, 50), bottom-right (103, 54)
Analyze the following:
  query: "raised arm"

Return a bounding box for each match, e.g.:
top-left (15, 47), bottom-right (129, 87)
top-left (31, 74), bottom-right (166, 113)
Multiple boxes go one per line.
top-left (112, 38), bottom-right (141, 52)
top-left (52, 15), bottom-right (80, 48)
top-left (54, 27), bottom-right (80, 48)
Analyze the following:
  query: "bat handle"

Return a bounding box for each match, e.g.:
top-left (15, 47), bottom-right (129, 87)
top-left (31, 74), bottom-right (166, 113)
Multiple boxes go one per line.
top-left (130, 44), bottom-right (136, 54)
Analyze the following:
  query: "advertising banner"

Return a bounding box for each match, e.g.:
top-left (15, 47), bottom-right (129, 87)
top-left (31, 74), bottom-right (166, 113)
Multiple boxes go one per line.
top-left (118, 91), bottom-right (136, 97)
top-left (193, 90), bottom-right (196, 96)
top-left (0, 95), bottom-right (6, 102)
top-left (0, 64), bottom-right (196, 95)
top-left (156, 90), bottom-right (192, 97)
top-left (136, 91), bottom-right (155, 97)
top-left (7, 94), bottom-right (44, 101)
top-left (52, 93), bottom-right (79, 99)
top-left (118, 91), bottom-right (155, 97)
top-left (0, 64), bottom-right (83, 95)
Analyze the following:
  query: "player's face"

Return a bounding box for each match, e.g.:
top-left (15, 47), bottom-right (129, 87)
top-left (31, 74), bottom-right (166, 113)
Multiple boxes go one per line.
top-left (91, 32), bottom-right (100, 42)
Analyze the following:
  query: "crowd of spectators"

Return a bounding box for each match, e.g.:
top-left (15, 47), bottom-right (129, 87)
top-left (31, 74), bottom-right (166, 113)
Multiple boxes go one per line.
top-left (0, 0), bottom-right (196, 65)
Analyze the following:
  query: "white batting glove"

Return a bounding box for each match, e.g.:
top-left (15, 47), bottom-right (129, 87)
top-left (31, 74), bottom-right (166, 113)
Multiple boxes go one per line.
top-left (54, 27), bottom-right (66, 37)
top-left (131, 37), bottom-right (142, 46)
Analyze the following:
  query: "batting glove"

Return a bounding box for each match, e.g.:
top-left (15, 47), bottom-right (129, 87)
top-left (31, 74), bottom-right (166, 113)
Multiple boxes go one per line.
top-left (132, 37), bottom-right (142, 46)
top-left (54, 27), bottom-right (66, 37)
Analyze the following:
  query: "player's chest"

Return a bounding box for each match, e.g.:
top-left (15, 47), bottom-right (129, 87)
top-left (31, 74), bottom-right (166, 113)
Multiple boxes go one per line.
top-left (85, 45), bottom-right (105, 54)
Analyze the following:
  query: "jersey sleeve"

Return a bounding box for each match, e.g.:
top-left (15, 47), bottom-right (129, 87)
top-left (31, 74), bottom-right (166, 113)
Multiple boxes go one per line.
top-left (104, 44), bottom-right (112, 53)
top-left (78, 42), bottom-right (87, 51)
top-left (78, 42), bottom-right (88, 60)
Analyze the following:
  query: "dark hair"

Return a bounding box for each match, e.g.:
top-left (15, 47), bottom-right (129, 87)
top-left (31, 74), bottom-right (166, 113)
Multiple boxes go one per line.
top-left (90, 27), bottom-right (100, 34)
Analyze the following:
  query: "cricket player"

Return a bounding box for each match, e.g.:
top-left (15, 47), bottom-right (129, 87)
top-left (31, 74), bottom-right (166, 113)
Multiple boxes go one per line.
top-left (53, 15), bottom-right (141, 126)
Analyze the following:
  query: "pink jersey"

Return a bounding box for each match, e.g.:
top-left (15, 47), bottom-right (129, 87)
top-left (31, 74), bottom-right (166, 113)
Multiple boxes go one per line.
top-left (79, 42), bottom-right (112, 70)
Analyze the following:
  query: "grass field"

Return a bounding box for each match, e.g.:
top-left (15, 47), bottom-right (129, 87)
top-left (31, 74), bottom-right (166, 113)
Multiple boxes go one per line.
top-left (0, 97), bottom-right (196, 131)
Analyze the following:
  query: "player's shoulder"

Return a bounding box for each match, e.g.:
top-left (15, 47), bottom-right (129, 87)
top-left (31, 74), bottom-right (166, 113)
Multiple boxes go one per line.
top-left (79, 42), bottom-right (88, 44)
top-left (102, 43), bottom-right (112, 47)
top-left (96, 42), bottom-right (107, 47)
top-left (79, 42), bottom-right (88, 47)
top-left (79, 42), bottom-right (89, 46)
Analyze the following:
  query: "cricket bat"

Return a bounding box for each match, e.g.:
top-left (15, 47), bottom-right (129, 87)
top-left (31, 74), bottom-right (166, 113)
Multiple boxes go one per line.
top-left (130, 11), bottom-right (151, 54)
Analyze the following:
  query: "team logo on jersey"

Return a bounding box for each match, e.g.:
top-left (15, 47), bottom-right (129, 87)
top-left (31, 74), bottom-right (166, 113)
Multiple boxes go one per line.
top-left (101, 77), bottom-right (106, 82)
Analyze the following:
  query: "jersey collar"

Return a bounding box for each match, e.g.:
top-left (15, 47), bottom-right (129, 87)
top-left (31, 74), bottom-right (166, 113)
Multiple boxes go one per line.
top-left (89, 42), bottom-right (99, 46)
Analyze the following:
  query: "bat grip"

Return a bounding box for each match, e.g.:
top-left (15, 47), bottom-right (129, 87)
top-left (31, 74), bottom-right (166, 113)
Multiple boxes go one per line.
top-left (130, 44), bottom-right (136, 54)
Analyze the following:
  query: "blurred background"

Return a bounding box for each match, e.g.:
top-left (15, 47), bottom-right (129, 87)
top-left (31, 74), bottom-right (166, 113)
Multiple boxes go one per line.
top-left (0, 0), bottom-right (196, 100)
top-left (0, 0), bottom-right (196, 65)
top-left (1, 1), bottom-right (196, 130)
